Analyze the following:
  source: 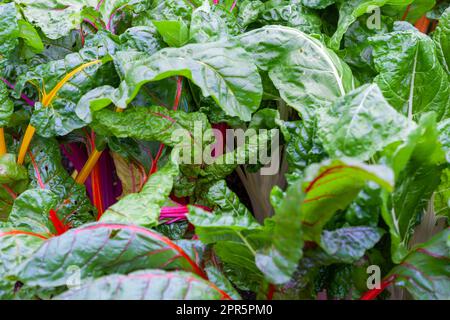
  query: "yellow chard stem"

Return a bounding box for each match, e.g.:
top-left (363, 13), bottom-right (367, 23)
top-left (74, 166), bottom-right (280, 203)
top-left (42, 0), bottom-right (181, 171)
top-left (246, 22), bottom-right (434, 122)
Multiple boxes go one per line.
top-left (75, 148), bottom-right (102, 185)
top-left (16, 59), bottom-right (102, 165)
top-left (17, 125), bottom-right (36, 165)
top-left (0, 128), bottom-right (6, 156)
top-left (74, 107), bottom-right (123, 185)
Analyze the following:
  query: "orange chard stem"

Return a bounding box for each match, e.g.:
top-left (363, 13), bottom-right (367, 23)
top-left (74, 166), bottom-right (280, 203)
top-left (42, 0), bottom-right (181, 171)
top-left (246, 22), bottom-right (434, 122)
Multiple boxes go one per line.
top-left (16, 60), bottom-right (102, 165)
top-left (0, 128), bottom-right (6, 156)
top-left (415, 16), bottom-right (431, 33)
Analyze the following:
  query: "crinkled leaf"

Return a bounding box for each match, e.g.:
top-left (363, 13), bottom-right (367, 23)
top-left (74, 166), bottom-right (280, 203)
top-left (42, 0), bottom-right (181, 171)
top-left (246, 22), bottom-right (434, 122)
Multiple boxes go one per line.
top-left (190, 1), bottom-right (240, 43)
top-left (0, 229), bottom-right (46, 299)
top-left (55, 270), bottom-right (231, 300)
top-left (14, 44), bottom-right (117, 137)
top-left (320, 226), bottom-right (385, 263)
top-left (370, 25), bottom-right (450, 121)
top-left (317, 84), bottom-right (414, 161)
top-left (100, 161), bottom-right (178, 227)
top-left (434, 7), bottom-right (450, 74)
top-left (14, 222), bottom-right (206, 288)
top-left (14, 0), bottom-right (97, 40)
top-left (27, 137), bottom-right (95, 228)
top-left (239, 26), bottom-right (354, 119)
top-left (0, 81), bottom-right (14, 127)
top-left (78, 41), bottom-right (262, 121)
top-left (0, 3), bottom-right (19, 60)
top-left (7, 189), bottom-right (58, 235)
top-left (188, 180), bottom-right (261, 244)
top-left (258, 3), bottom-right (322, 34)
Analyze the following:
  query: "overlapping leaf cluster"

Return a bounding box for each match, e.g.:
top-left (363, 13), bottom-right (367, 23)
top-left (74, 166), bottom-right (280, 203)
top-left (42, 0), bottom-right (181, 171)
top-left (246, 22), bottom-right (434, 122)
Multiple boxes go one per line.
top-left (0, 0), bottom-right (449, 300)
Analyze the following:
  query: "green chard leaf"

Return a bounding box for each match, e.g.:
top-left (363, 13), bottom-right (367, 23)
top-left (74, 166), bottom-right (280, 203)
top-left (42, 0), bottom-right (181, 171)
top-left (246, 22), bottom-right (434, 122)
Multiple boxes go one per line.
top-left (100, 161), bottom-right (179, 227)
top-left (255, 181), bottom-right (304, 284)
top-left (7, 188), bottom-right (58, 236)
top-left (0, 229), bottom-right (47, 299)
top-left (433, 7), bottom-right (450, 74)
top-left (0, 3), bottom-right (19, 62)
top-left (77, 41), bottom-right (262, 121)
top-left (55, 270), bottom-right (232, 300)
top-left (389, 228), bottom-right (450, 300)
top-left (258, 2), bottom-right (322, 34)
top-left (329, 0), bottom-right (403, 50)
top-left (317, 84), bottom-right (414, 161)
top-left (13, 222), bottom-right (207, 288)
top-left (370, 25), bottom-right (450, 121)
top-left (380, 113), bottom-right (447, 262)
top-left (300, 158), bottom-right (394, 241)
top-left (320, 226), bottom-right (385, 263)
top-left (14, 43), bottom-right (117, 137)
top-left (239, 26), bottom-right (355, 119)
top-left (27, 137), bottom-right (96, 228)
top-left (190, 1), bottom-right (240, 43)
top-left (14, 0), bottom-right (97, 40)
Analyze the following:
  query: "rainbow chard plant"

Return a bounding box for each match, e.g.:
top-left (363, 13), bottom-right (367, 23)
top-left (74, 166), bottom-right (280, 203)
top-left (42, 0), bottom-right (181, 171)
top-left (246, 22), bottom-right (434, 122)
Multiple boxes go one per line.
top-left (0, 0), bottom-right (449, 301)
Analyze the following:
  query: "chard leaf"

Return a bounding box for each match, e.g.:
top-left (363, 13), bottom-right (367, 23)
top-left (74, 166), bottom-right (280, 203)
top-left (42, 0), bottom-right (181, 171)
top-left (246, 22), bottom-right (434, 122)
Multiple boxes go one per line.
top-left (434, 169), bottom-right (450, 218)
top-left (320, 226), bottom-right (385, 263)
top-left (301, 158), bottom-right (394, 241)
top-left (434, 7), bottom-right (450, 74)
top-left (152, 20), bottom-right (189, 47)
top-left (214, 241), bottom-right (264, 292)
top-left (370, 26), bottom-right (450, 121)
top-left (258, 2), bottom-right (322, 34)
top-left (88, 106), bottom-right (210, 145)
top-left (239, 26), bottom-right (354, 119)
top-left (14, 222), bottom-right (206, 288)
top-left (27, 137), bottom-right (96, 228)
top-left (0, 154), bottom-right (28, 185)
top-left (284, 120), bottom-right (327, 184)
top-left (100, 161), bottom-right (179, 227)
top-left (55, 270), bottom-right (232, 300)
top-left (118, 26), bottom-right (163, 55)
top-left (301, 0), bottom-right (336, 9)
top-left (149, 0), bottom-right (194, 22)
top-left (381, 113), bottom-right (447, 262)
top-left (204, 264), bottom-right (241, 300)
top-left (190, 1), bottom-right (240, 43)
top-left (7, 189), bottom-right (58, 235)
top-left (13, 0), bottom-right (98, 40)
top-left (329, 0), bottom-right (403, 50)
top-left (0, 3), bottom-right (19, 61)
top-left (78, 41), bottom-right (262, 121)
top-left (0, 154), bottom-right (29, 220)
top-left (389, 228), bottom-right (450, 300)
top-left (187, 181), bottom-right (262, 244)
top-left (14, 44), bottom-right (117, 137)
top-left (317, 84), bottom-right (414, 161)
top-left (237, 0), bottom-right (264, 27)
top-left (0, 80), bottom-right (14, 127)
top-left (255, 181), bottom-right (304, 284)
top-left (0, 229), bottom-right (46, 299)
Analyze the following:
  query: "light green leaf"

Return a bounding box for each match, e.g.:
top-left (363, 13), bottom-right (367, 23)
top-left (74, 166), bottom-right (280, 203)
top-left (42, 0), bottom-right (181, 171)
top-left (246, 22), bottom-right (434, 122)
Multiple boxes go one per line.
top-left (317, 84), bottom-right (414, 161)
top-left (100, 161), bottom-right (179, 227)
top-left (370, 26), bottom-right (450, 121)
